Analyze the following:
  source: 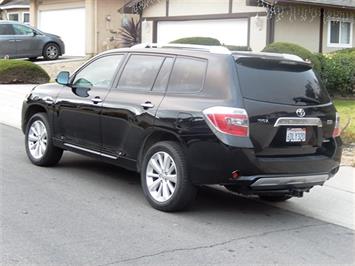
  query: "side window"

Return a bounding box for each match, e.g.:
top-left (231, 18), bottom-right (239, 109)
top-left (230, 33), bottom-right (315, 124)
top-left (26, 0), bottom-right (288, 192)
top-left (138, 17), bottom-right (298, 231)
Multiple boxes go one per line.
top-left (0, 24), bottom-right (14, 35)
top-left (152, 57), bottom-right (174, 92)
top-left (73, 54), bottom-right (124, 88)
top-left (13, 24), bottom-right (34, 36)
top-left (168, 57), bottom-right (207, 94)
top-left (118, 54), bottom-right (165, 91)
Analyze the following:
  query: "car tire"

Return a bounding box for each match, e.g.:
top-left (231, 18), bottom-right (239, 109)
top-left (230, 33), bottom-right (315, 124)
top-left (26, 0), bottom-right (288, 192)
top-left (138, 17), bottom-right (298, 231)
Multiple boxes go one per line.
top-left (259, 194), bottom-right (292, 202)
top-left (25, 113), bottom-right (63, 166)
top-left (141, 141), bottom-right (197, 212)
top-left (43, 43), bottom-right (60, 60)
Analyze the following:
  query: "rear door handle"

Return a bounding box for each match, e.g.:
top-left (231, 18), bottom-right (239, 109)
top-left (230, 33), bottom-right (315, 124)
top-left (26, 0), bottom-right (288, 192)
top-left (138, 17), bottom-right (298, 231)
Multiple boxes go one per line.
top-left (92, 97), bottom-right (102, 104)
top-left (141, 102), bottom-right (154, 109)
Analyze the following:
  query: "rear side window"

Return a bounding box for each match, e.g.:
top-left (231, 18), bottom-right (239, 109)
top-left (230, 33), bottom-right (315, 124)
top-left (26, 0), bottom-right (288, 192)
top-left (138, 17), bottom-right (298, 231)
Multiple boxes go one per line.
top-left (168, 57), bottom-right (207, 94)
top-left (236, 58), bottom-right (331, 106)
top-left (118, 54), bottom-right (165, 91)
top-left (152, 57), bottom-right (174, 92)
top-left (0, 24), bottom-right (14, 35)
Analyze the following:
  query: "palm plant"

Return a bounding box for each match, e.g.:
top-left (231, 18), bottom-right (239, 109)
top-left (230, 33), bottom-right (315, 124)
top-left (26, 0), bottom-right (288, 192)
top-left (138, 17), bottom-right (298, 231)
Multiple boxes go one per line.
top-left (116, 17), bottom-right (141, 47)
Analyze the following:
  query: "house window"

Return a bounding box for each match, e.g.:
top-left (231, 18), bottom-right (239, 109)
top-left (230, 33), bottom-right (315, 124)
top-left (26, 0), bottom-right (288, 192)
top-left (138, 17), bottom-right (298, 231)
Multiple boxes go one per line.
top-left (8, 13), bottom-right (19, 22)
top-left (328, 20), bottom-right (353, 48)
top-left (23, 12), bottom-right (30, 24)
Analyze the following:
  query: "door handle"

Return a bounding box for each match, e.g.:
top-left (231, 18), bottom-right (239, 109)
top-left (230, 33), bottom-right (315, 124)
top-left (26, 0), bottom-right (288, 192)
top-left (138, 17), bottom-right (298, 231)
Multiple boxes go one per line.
top-left (91, 97), bottom-right (102, 104)
top-left (141, 102), bottom-right (154, 109)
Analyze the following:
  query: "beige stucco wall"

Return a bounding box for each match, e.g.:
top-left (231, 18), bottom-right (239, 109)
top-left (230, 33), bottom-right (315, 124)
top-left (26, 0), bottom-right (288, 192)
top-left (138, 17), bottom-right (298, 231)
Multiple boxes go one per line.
top-left (232, 0), bottom-right (266, 13)
top-left (274, 9), bottom-right (321, 52)
top-left (168, 0), bottom-right (229, 16)
top-left (143, 0), bottom-right (166, 17)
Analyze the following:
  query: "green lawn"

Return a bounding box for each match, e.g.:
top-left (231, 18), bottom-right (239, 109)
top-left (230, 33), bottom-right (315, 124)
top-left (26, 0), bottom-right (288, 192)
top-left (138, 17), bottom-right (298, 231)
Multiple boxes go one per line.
top-left (333, 99), bottom-right (355, 144)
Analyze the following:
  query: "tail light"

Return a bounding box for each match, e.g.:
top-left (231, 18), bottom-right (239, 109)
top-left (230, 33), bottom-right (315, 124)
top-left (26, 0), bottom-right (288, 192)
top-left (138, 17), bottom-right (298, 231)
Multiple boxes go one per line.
top-left (203, 106), bottom-right (249, 137)
top-left (332, 112), bottom-right (341, 138)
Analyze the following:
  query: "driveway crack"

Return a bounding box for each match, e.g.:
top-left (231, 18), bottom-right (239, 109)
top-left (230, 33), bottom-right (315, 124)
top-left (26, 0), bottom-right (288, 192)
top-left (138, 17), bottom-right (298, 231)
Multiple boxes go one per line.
top-left (99, 222), bottom-right (326, 265)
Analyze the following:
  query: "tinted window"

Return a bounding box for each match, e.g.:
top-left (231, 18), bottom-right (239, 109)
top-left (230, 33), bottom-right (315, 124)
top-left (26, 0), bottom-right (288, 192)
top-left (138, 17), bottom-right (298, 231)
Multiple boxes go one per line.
top-left (13, 24), bottom-right (33, 36)
top-left (0, 24), bottom-right (14, 35)
top-left (236, 58), bottom-right (331, 106)
top-left (168, 57), bottom-right (207, 93)
top-left (152, 57), bottom-right (174, 92)
top-left (73, 55), bottom-right (124, 88)
top-left (118, 55), bottom-right (165, 91)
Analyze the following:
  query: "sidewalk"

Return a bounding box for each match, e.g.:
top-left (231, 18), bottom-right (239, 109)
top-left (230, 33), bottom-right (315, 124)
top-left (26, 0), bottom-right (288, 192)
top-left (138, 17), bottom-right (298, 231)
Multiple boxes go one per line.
top-left (0, 85), bottom-right (35, 129)
top-left (0, 84), bottom-right (354, 230)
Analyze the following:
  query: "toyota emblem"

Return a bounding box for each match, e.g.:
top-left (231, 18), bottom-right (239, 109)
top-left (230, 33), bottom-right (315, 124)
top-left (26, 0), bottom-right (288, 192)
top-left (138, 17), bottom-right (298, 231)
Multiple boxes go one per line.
top-left (296, 108), bottom-right (306, 117)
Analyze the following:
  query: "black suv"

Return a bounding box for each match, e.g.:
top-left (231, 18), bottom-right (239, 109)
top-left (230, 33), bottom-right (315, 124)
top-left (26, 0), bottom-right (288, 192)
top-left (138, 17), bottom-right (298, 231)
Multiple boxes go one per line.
top-left (22, 45), bottom-right (342, 211)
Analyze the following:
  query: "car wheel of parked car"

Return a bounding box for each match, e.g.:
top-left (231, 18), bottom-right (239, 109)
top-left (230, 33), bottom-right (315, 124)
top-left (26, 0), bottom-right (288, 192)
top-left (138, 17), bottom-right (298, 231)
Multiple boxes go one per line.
top-left (25, 113), bottom-right (63, 166)
top-left (43, 43), bottom-right (60, 60)
top-left (259, 194), bottom-right (292, 202)
top-left (141, 141), bottom-right (197, 212)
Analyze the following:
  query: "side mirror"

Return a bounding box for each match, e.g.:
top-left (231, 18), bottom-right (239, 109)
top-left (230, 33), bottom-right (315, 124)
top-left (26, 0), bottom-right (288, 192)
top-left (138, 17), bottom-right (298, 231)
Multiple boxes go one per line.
top-left (56, 71), bottom-right (70, 85)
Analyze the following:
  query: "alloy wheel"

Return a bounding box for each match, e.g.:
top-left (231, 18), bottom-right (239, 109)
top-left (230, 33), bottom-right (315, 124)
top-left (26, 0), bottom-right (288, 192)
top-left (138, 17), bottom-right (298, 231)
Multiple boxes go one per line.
top-left (46, 45), bottom-right (58, 59)
top-left (28, 120), bottom-right (48, 159)
top-left (146, 151), bottom-right (177, 202)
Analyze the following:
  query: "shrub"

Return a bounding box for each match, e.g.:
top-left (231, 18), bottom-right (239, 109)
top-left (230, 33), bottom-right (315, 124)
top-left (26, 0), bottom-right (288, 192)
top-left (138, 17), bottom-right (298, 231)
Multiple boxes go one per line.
top-left (262, 42), bottom-right (321, 72)
top-left (0, 60), bottom-right (50, 84)
top-left (319, 51), bottom-right (355, 96)
top-left (330, 48), bottom-right (355, 54)
top-left (170, 37), bottom-right (221, 46)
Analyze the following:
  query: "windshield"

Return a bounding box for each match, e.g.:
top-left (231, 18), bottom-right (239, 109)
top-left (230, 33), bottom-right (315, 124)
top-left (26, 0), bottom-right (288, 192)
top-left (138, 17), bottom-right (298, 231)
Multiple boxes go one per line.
top-left (235, 58), bottom-right (331, 106)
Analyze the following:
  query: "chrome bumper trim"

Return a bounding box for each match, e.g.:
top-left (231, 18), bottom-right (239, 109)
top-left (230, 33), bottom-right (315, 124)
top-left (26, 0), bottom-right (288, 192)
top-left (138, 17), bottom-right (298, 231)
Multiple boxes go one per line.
top-left (274, 117), bottom-right (322, 128)
top-left (251, 174), bottom-right (329, 188)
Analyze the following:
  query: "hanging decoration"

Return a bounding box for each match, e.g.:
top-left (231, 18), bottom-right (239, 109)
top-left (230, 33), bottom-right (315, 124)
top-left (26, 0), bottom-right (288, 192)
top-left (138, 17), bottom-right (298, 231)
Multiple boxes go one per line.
top-left (131, 0), bottom-right (161, 14)
top-left (257, 0), bottom-right (355, 23)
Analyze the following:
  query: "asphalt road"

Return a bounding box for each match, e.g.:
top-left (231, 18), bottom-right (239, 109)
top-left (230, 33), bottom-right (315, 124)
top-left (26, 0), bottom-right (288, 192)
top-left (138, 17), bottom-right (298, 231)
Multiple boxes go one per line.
top-left (1, 124), bottom-right (354, 265)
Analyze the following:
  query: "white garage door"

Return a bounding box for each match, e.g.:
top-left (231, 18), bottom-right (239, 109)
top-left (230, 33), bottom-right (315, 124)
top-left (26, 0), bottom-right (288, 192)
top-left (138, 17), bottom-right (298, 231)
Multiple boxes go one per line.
top-left (157, 19), bottom-right (248, 46)
top-left (38, 8), bottom-right (86, 56)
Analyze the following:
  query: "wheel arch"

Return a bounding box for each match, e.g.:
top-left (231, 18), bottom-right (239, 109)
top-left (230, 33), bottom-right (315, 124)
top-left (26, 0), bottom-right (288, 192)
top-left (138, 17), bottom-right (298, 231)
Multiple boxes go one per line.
top-left (22, 104), bottom-right (47, 133)
top-left (137, 129), bottom-right (186, 172)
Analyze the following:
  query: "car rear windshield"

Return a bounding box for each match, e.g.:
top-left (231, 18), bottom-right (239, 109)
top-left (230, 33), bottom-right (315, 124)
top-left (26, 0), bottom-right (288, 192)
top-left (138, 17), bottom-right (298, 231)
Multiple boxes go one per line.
top-left (235, 57), bottom-right (331, 106)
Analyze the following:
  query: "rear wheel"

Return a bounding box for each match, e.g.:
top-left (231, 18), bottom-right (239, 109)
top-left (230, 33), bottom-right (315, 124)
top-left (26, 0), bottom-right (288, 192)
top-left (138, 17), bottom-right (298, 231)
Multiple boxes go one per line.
top-left (43, 43), bottom-right (60, 60)
top-left (259, 194), bottom-right (292, 202)
top-left (141, 141), bottom-right (197, 212)
top-left (25, 113), bottom-right (63, 166)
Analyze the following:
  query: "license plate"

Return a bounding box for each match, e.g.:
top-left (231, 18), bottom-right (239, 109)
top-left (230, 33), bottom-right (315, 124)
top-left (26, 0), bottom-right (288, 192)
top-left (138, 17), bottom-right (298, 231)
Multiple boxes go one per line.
top-left (286, 128), bottom-right (306, 142)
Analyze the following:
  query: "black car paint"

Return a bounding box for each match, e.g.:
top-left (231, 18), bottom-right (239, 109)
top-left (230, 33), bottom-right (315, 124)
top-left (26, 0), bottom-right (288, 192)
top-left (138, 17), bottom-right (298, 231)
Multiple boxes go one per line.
top-left (22, 48), bottom-right (342, 192)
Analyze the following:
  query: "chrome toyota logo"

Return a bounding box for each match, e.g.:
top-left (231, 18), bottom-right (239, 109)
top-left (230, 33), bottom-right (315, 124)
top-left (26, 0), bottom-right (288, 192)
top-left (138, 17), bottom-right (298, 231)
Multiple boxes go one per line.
top-left (296, 108), bottom-right (306, 117)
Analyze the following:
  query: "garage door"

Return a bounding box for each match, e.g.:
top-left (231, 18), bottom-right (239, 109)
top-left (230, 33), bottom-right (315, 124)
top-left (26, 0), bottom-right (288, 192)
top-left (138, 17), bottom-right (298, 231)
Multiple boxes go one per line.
top-left (38, 8), bottom-right (86, 56)
top-left (157, 19), bottom-right (248, 46)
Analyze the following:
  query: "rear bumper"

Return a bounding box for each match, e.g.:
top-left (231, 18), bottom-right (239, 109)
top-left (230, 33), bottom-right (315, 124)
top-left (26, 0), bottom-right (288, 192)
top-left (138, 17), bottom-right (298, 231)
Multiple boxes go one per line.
top-left (186, 137), bottom-right (342, 185)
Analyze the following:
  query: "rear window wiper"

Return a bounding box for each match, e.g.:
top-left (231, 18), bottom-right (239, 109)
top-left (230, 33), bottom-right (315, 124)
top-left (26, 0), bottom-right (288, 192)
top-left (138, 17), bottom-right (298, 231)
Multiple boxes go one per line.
top-left (293, 96), bottom-right (321, 105)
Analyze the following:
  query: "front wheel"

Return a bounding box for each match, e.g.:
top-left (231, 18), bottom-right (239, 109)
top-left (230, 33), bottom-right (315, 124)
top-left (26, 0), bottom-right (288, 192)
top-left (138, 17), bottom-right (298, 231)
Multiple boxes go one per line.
top-left (43, 43), bottom-right (60, 60)
top-left (25, 113), bottom-right (63, 166)
top-left (141, 141), bottom-right (197, 212)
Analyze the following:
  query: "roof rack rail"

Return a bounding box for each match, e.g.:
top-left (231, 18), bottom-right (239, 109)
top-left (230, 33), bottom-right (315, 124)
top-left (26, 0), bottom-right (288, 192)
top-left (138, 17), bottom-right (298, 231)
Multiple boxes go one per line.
top-left (131, 43), bottom-right (231, 54)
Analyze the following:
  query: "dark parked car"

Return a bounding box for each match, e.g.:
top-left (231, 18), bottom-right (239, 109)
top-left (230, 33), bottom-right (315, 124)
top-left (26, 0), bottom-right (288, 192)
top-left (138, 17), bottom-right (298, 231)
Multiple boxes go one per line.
top-left (0, 20), bottom-right (65, 60)
top-left (21, 45), bottom-right (342, 211)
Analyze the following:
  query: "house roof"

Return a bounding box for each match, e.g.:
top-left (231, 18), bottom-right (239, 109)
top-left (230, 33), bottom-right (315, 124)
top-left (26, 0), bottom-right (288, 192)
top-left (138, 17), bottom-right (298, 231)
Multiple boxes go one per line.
top-left (0, 0), bottom-right (29, 10)
top-left (263, 0), bottom-right (355, 9)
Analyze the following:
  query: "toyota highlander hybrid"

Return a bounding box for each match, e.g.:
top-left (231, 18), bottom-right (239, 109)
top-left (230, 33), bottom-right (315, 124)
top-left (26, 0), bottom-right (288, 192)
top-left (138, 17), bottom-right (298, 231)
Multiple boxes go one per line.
top-left (22, 44), bottom-right (342, 211)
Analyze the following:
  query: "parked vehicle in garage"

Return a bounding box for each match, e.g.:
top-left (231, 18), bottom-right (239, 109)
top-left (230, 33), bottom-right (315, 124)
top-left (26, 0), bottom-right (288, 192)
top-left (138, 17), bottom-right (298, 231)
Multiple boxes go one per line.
top-left (0, 20), bottom-right (65, 60)
top-left (21, 44), bottom-right (342, 211)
